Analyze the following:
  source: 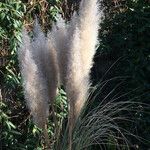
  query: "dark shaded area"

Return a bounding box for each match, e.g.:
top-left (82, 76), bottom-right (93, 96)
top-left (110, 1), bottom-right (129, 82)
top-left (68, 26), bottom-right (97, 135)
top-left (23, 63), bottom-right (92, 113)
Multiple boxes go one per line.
top-left (90, 0), bottom-right (150, 149)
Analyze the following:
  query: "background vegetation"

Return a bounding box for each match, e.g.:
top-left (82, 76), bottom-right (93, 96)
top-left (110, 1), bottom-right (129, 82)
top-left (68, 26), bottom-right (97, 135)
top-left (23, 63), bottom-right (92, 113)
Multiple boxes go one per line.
top-left (0, 0), bottom-right (150, 149)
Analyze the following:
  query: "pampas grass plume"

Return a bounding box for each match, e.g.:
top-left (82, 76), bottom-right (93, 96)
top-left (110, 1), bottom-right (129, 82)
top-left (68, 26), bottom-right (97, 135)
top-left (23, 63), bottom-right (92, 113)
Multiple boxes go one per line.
top-left (18, 20), bottom-right (58, 130)
top-left (18, 28), bottom-right (49, 129)
top-left (78, 0), bottom-right (101, 76)
top-left (50, 15), bottom-right (68, 86)
top-left (66, 0), bottom-right (102, 120)
top-left (32, 19), bottom-right (58, 108)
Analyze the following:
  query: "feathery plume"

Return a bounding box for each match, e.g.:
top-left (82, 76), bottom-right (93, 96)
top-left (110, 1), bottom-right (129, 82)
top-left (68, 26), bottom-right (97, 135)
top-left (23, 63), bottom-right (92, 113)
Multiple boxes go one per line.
top-left (18, 21), bottom-right (59, 147)
top-left (66, 26), bottom-right (89, 119)
top-left (50, 15), bottom-right (68, 86)
top-left (78, 0), bottom-right (101, 76)
top-left (65, 27), bottom-right (89, 150)
top-left (32, 19), bottom-right (58, 106)
top-left (18, 29), bottom-right (49, 129)
top-left (66, 0), bottom-right (102, 120)
top-left (18, 22), bottom-right (59, 146)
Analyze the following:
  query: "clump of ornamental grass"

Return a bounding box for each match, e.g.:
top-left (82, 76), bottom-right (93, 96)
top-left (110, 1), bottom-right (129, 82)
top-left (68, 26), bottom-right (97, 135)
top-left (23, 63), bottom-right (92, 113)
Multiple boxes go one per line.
top-left (18, 0), bottom-right (102, 148)
top-left (18, 0), bottom-right (149, 149)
